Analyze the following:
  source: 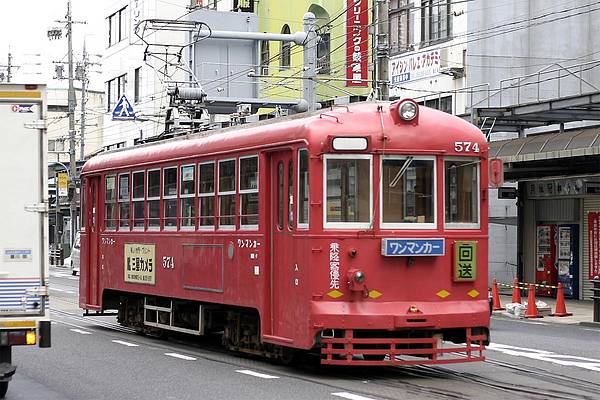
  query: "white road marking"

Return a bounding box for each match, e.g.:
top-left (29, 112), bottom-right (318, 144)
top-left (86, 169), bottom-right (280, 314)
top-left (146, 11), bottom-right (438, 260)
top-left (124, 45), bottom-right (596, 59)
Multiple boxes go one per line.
top-left (164, 353), bottom-right (197, 361)
top-left (67, 277), bottom-right (79, 280)
top-left (488, 343), bottom-right (600, 372)
top-left (49, 288), bottom-right (65, 292)
top-left (65, 291), bottom-right (76, 294)
top-left (235, 370), bottom-right (279, 379)
top-left (112, 340), bottom-right (139, 347)
top-left (332, 392), bottom-right (377, 400)
top-left (70, 328), bottom-right (92, 335)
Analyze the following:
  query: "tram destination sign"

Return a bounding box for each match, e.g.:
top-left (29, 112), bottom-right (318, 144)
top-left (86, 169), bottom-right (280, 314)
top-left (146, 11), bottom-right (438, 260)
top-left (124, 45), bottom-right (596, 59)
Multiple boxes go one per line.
top-left (381, 238), bottom-right (445, 256)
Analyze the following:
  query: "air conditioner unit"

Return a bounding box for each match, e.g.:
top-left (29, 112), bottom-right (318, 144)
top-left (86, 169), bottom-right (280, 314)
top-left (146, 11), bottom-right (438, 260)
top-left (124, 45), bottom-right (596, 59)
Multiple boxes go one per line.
top-left (439, 48), bottom-right (450, 69)
top-left (237, 103), bottom-right (251, 115)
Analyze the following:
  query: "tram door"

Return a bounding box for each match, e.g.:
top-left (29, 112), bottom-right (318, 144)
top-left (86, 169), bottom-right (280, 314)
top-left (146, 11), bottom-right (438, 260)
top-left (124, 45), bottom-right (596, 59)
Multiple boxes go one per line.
top-left (83, 176), bottom-right (101, 307)
top-left (269, 151), bottom-right (295, 339)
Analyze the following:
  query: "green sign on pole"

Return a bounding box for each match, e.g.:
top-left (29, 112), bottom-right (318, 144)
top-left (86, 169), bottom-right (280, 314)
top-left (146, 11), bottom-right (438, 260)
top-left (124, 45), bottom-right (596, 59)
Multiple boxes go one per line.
top-left (454, 241), bottom-right (477, 282)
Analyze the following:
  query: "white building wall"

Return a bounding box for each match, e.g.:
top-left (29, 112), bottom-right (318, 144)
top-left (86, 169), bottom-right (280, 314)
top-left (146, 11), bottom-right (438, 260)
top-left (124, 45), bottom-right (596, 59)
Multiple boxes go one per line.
top-left (47, 88), bottom-right (105, 163)
top-left (389, 1), bottom-right (468, 114)
top-left (101, 0), bottom-right (190, 149)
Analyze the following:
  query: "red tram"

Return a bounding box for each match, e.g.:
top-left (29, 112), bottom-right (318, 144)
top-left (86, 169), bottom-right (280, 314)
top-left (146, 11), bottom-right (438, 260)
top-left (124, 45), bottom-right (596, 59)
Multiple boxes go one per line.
top-left (79, 100), bottom-right (490, 365)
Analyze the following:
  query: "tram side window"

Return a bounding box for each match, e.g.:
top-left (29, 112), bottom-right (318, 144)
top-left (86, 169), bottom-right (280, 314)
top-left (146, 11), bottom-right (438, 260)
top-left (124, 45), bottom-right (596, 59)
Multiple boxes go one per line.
top-left (104, 175), bottom-right (116, 230)
top-left (381, 157), bottom-right (435, 226)
top-left (180, 164), bottom-right (196, 228)
top-left (288, 160), bottom-right (293, 228)
top-left (298, 149), bottom-right (309, 227)
top-left (239, 156), bottom-right (258, 228)
top-left (199, 162), bottom-right (215, 228)
top-left (147, 169), bottom-right (161, 228)
top-left (132, 171), bottom-right (145, 229)
top-left (118, 173), bottom-right (130, 229)
top-left (218, 159), bottom-right (236, 228)
top-left (445, 159), bottom-right (479, 226)
top-left (325, 157), bottom-right (371, 226)
top-left (163, 167), bottom-right (178, 228)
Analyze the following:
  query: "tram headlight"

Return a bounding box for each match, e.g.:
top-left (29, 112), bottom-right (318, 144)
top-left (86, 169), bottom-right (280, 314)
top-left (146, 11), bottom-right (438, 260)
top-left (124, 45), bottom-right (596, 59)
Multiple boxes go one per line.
top-left (398, 100), bottom-right (418, 121)
top-left (353, 270), bottom-right (365, 284)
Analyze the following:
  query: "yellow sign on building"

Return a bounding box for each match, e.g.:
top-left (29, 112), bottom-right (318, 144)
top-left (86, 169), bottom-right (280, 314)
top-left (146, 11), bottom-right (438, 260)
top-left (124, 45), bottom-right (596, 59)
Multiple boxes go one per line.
top-left (124, 243), bottom-right (156, 285)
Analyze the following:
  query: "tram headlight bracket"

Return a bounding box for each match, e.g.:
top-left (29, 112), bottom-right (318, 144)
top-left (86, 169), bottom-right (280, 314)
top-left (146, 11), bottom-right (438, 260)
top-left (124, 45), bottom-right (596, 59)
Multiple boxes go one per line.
top-left (390, 99), bottom-right (419, 125)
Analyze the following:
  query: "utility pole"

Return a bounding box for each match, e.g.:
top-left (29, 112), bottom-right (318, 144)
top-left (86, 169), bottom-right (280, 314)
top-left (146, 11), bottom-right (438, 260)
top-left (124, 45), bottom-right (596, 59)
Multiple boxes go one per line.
top-left (376, 0), bottom-right (390, 101)
top-left (302, 12), bottom-right (317, 112)
top-left (79, 41), bottom-right (87, 160)
top-left (66, 0), bottom-right (78, 250)
top-left (6, 52), bottom-right (12, 82)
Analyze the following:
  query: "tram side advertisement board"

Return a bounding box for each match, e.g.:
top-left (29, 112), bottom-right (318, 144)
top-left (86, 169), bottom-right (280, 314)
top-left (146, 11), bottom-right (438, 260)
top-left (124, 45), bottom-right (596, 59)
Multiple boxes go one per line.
top-left (124, 243), bottom-right (156, 285)
top-left (589, 211), bottom-right (600, 280)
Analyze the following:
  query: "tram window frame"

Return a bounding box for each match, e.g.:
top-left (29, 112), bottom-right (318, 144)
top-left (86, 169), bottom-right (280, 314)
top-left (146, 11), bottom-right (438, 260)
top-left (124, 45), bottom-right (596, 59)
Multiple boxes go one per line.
top-left (118, 173), bottom-right (131, 230)
top-left (180, 164), bottom-right (196, 230)
top-left (198, 161), bottom-right (215, 230)
top-left (297, 148), bottom-right (309, 229)
top-left (288, 159), bottom-right (293, 229)
top-left (239, 155), bottom-right (259, 230)
top-left (218, 158), bottom-right (236, 230)
top-left (444, 157), bottom-right (480, 229)
top-left (104, 175), bottom-right (117, 230)
top-left (147, 169), bottom-right (161, 230)
top-left (323, 154), bottom-right (373, 229)
top-left (163, 166), bottom-right (178, 229)
top-left (380, 155), bottom-right (437, 230)
top-left (132, 170), bottom-right (145, 230)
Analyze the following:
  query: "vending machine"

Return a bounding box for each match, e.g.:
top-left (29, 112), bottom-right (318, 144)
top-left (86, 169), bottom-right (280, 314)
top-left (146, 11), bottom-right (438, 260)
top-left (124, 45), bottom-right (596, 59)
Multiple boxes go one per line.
top-left (536, 223), bottom-right (579, 298)
top-left (557, 224), bottom-right (579, 298)
top-left (536, 224), bottom-right (556, 297)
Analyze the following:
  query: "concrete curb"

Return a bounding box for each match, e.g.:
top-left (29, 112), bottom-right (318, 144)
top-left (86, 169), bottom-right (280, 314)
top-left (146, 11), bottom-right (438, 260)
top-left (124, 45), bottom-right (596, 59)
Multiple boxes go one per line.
top-left (579, 321), bottom-right (600, 329)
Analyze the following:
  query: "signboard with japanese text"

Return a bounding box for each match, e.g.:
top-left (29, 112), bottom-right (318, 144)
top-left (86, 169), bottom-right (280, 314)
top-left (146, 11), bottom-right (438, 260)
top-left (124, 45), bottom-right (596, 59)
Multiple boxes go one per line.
top-left (390, 49), bottom-right (441, 84)
top-left (124, 243), bottom-right (156, 285)
top-left (234, 0), bottom-right (254, 12)
top-left (346, 0), bottom-right (368, 87)
top-left (454, 241), bottom-right (477, 281)
top-left (589, 211), bottom-right (600, 279)
top-left (57, 172), bottom-right (68, 197)
top-left (381, 238), bottom-right (445, 256)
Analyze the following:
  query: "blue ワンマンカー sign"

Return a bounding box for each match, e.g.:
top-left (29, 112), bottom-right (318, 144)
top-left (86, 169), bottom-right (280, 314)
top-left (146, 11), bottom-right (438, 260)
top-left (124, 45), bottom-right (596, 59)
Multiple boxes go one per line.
top-left (381, 238), bottom-right (445, 256)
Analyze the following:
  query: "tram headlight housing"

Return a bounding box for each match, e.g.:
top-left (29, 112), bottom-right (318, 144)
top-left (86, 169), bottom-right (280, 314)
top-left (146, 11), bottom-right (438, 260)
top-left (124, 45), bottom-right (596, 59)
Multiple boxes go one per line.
top-left (398, 100), bottom-right (418, 121)
top-left (353, 270), bottom-right (365, 284)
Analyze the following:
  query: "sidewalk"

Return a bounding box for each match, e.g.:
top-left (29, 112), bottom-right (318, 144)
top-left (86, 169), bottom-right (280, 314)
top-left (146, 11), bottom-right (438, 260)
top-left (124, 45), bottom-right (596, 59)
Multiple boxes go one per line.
top-left (494, 294), bottom-right (599, 327)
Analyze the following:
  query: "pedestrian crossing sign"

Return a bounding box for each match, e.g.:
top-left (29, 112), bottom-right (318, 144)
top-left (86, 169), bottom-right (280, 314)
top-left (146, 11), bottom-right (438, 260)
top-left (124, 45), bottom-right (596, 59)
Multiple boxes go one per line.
top-left (112, 95), bottom-right (136, 121)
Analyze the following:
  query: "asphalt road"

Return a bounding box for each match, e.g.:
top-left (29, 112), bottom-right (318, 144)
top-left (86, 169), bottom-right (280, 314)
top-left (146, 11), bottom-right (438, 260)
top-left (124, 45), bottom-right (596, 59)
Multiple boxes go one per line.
top-left (6, 266), bottom-right (600, 400)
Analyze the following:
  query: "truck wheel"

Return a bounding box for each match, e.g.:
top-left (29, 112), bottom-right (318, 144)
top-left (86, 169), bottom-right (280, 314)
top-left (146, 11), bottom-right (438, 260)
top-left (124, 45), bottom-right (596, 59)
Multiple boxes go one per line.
top-left (0, 381), bottom-right (8, 398)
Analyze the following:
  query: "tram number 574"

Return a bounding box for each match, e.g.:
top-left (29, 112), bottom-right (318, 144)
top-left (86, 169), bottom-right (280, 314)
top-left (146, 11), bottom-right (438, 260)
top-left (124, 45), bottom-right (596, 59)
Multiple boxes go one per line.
top-left (454, 141), bottom-right (480, 153)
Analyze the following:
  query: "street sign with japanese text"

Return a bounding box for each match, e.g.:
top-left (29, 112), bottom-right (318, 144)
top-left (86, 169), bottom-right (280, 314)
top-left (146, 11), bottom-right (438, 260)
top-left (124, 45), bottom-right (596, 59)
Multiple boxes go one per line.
top-left (454, 241), bottom-right (477, 281)
top-left (57, 172), bottom-right (68, 197)
top-left (381, 238), bottom-right (445, 256)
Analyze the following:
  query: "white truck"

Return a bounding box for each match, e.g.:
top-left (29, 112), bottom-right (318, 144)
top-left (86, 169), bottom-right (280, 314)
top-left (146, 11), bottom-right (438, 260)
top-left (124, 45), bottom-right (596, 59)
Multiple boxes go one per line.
top-left (0, 84), bottom-right (51, 397)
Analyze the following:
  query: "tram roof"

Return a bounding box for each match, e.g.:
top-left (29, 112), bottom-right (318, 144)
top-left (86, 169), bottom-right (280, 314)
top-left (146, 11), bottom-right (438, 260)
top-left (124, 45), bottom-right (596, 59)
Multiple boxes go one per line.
top-left (82, 101), bottom-right (486, 174)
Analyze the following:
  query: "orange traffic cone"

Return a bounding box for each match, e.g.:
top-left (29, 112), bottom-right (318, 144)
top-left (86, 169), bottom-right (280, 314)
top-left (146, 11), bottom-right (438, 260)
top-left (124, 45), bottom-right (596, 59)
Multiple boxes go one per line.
top-left (511, 277), bottom-right (522, 304)
top-left (492, 278), bottom-right (504, 311)
top-left (524, 284), bottom-right (543, 318)
top-left (551, 282), bottom-right (572, 317)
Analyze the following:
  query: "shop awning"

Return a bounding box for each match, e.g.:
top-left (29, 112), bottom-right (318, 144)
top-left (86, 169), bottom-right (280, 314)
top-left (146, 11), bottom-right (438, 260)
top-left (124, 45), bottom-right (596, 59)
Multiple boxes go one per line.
top-left (489, 127), bottom-right (600, 163)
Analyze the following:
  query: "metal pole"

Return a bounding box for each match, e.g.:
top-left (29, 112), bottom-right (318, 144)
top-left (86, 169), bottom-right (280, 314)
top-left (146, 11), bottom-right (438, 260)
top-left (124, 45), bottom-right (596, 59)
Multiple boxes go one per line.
top-left (6, 52), bottom-right (12, 83)
top-left (303, 12), bottom-right (317, 112)
top-left (376, 0), bottom-right (389, 101)
top-left (67, 0), bottom-right (78, 250)
top-left (80, 41), bottom-right (87, 161)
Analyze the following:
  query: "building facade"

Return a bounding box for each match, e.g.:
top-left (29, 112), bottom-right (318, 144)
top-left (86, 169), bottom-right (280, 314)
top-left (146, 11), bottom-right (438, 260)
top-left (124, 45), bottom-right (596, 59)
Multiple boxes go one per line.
top-left (388, 0), bottom-right (468, 114)
top-left (469, 0), bottom-right (600, 300)
top-left (256, 0), bottom-right (374, 104)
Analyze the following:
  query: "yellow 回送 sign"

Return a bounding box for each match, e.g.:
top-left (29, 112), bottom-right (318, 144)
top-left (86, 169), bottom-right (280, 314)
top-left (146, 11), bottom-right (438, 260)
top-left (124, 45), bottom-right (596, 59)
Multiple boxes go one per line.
top-left (124, 243), bottom-right (156, 285)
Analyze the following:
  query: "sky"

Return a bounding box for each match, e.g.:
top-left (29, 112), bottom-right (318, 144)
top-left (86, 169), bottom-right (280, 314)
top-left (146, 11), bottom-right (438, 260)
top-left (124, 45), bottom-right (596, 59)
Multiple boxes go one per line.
top-left (0, 0), bottom-right (106, 91)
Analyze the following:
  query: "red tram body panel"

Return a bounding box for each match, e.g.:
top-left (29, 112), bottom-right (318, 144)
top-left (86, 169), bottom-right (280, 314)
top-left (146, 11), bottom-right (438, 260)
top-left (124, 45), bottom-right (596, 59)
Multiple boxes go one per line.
top-left (79, 101), bottom-right (489, 365)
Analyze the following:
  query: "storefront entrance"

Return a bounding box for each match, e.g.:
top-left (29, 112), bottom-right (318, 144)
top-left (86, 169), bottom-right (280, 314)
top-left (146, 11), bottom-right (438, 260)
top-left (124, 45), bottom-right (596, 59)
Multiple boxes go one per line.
top-left (536, 223), bottom-right (579, 298)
